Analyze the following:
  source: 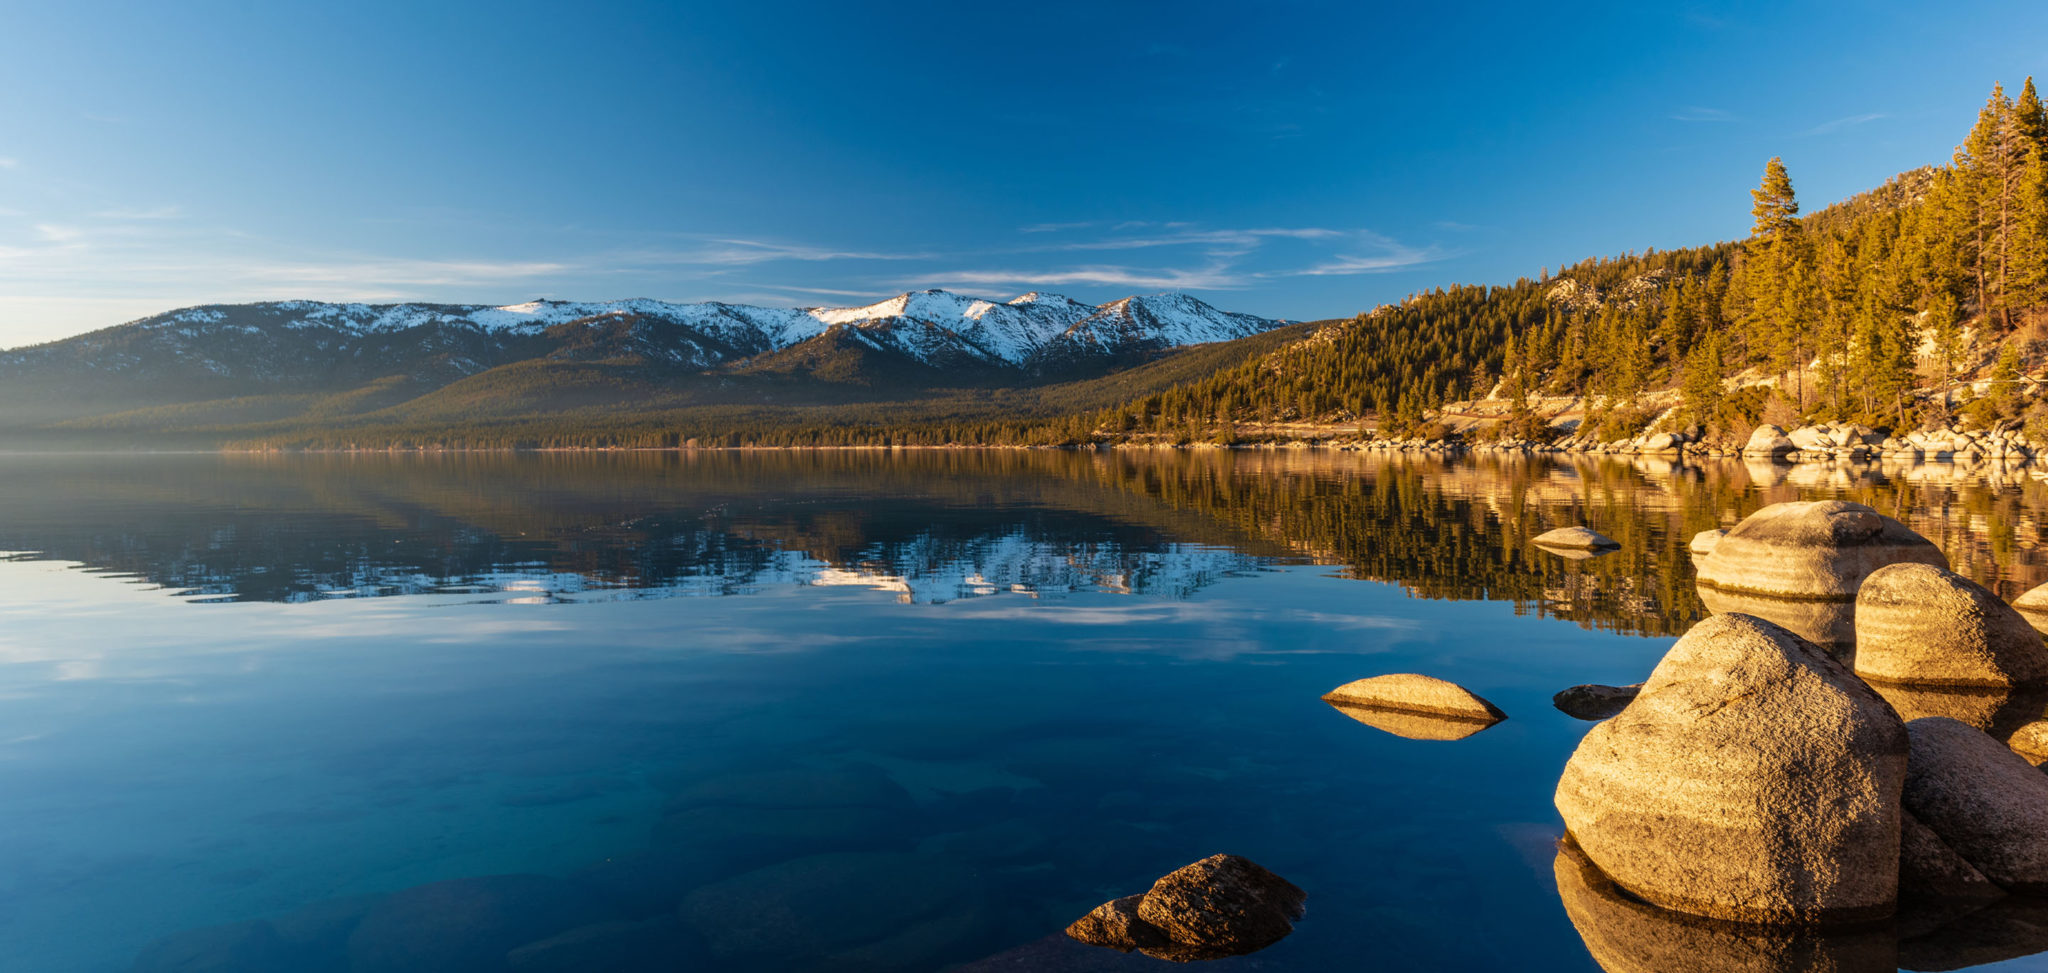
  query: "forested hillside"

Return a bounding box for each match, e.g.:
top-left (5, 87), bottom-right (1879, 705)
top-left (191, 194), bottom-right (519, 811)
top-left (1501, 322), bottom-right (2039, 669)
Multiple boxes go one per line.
top-left (1107, 78), bottom-right (2048, 448)
top-left (7, 79), bottom-right (2046, 452)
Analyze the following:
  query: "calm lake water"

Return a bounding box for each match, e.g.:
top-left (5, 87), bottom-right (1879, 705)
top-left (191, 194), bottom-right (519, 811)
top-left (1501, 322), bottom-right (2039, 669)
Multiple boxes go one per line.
top-left (4, 449), bottom-right (2048, 973)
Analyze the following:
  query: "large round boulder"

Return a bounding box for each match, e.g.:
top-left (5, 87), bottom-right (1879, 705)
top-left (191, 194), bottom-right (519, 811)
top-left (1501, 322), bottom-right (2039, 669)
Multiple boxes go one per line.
top-left (1694, 500), bottom-right (1946, 600)
top-left (1853, 563), bottom-right (2048, 688)
top-left (1901, 717), bottom-right (2048, 894)
top-left (1554, 613), bottom-right (1909, 925)
top-left (1745, 424), bottom-right (1796, 456)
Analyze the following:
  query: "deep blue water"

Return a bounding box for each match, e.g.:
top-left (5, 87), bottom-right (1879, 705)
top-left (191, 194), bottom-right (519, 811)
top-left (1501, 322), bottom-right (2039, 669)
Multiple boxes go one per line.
top-left (1, 450), bottom-right (2046, 973)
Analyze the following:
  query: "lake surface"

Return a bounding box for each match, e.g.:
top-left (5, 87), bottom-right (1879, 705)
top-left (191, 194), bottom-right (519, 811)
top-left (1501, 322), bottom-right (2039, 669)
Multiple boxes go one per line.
top-left (4, 449), bottom-right (2048, 973)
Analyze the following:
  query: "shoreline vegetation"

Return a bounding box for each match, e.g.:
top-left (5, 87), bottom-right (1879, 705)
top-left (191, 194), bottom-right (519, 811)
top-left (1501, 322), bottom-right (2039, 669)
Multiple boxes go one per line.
top-left (9, 80), bottom-right (2048, 464)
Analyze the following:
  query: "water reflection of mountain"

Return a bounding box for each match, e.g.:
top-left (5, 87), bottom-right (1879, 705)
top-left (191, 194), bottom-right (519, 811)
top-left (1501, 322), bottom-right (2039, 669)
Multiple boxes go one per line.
top-left (2, 450), bottom-right (2046, 636)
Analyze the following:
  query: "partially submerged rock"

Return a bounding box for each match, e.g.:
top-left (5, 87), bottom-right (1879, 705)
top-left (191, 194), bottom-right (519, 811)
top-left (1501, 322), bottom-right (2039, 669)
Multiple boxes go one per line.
top-left (1533, 526), bottom-right (1621, 552)
top-left (1067, 854), bottom-right (1305, 962)
top-left (1695, 500), bottom-right (1947, 600)
top-left (2013, 581), bottom-right (2048, 635)
top-left (1854, 563), bottom-right (2048, 688)
top-left (1321, 674), bottom-right (1505, 722)
top-left (1901, 717), bottom-right (2048, 894)
top-left (1688, 529), bottom-right (1727, 557)
top-left (1063, 895), bottom-right (1167, 954)
top-left (1554, 613), bottom-right (1909, 924)
top-left (1552, 683), bottom-right (1641, 721)
top-left (1136, 854), bottom-right (1305, 955)
top-left (2007, 720), bottom-right (2048, 765)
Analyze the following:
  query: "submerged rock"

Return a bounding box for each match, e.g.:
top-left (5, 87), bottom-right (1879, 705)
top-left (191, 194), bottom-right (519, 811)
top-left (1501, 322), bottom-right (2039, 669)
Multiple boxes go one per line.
top-left (1532, 526), bottom-right (1621, 552)
top-left (1321, 674), bottom-right (1504, 722)
top-left (506, 916), bottom-right (704, 972)
top-left (1901, 717), bottom-right (2048, 894)
top-left (131, 920), bottom-right (295, 973)
top-left (1554, 613), bottom-right (1909, 924)
top-left (1854, 563), bottom-right (2048, 688)
top-left (678, 851), bottom-right (984, 969)
top-left (346, 875), bottom-right (615, 973)
top-left (1694, 500), bottom-right (1946, 601)
top-left (1552, 683), bottom-right (1641, 721)
top-left (1553, 838), bottom-right (1897, 973)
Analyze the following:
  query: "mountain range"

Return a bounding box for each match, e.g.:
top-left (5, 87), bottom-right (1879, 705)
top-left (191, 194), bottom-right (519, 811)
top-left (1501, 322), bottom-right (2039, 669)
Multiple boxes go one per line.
top-left (0, 289), bottom-right (1287, 434)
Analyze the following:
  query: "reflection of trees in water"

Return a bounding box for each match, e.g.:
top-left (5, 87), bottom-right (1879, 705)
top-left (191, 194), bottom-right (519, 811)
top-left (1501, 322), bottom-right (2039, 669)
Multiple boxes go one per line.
top-left (0, 450), bottom-right (2045, 635)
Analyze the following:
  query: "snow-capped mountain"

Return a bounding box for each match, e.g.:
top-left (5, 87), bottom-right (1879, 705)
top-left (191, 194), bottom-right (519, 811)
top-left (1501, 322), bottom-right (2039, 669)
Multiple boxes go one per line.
top-left (0, 289), bottom-right (1280, 385)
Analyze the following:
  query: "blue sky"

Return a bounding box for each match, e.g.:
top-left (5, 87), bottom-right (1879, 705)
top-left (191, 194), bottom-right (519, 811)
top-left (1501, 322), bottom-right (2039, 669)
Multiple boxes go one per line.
top-left (2, 0), bottom-right (2045, 347)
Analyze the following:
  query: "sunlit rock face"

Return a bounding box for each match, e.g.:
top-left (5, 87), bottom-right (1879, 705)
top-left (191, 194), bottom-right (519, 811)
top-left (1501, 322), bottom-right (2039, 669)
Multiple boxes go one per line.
top-left (1854, 563), bottom-right (2048, 688)
top-left (1552, 839), bottom-right (1898, 973)
top-left (1320, 674), bottom-right (1506, 740)
top-left (1555, 614), bottom-right (1908, 925)
top-left (1695, 500), bottom-right (1947, 601)
top-left (1065, 854), bottom-right (1305, 962)
top-left (1531, 525), bottom-right (1620, 552)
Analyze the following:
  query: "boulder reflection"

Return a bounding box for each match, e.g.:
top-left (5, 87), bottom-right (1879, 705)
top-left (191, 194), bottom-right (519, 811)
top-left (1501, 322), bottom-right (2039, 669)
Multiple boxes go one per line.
top-left (1555, 839), bottom-right (1898, 973)
top-left (1557, 838), bottom-right (2048, 973)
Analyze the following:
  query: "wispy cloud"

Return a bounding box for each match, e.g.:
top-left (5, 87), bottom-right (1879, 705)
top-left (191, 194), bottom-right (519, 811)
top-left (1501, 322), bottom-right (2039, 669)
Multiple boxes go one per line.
top-left (0, 157), bottom-right (18, 170)
top-left (90, 205), bottom-right (183, 220)
top-left (1045, 227), bottom-right (1343, 254)
top-left (1670, 106), bottom-right (1736, 123)
top-left (1804, 112), bottom-right (1887, 136)
top-left (917, 263), bottom-right (1247, 291)
top-left (1019, 221), bottom-right (1097, 234)
top-left (1272, 231), bottom-right (1442, 277)
top-left (651, 238), bottom-right (935, 266)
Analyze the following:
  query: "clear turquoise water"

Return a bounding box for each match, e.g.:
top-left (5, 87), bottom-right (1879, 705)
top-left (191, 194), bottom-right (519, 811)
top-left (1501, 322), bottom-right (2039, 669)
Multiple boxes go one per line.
top-left (1, 451), bottom-right (2045, 972)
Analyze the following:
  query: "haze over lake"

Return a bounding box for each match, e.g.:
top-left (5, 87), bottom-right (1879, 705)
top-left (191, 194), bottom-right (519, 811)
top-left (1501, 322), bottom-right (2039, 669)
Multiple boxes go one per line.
top-left (5, 450), bottom-right (2048, 972)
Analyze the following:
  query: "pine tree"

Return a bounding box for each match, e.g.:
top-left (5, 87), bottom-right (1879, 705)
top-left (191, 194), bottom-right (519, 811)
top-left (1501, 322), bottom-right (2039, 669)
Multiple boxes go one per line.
top-left (1751, 157), bottom-right (1801, 238)
top-left (1923, 292), bottom-right (1965, 423)
top-left (2018, 77), bottom-right (2048, 150)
